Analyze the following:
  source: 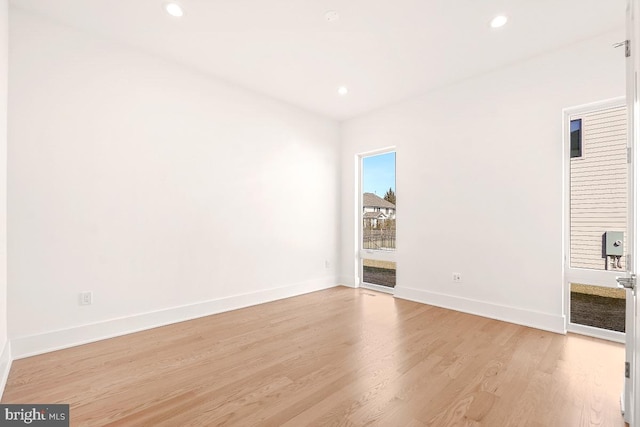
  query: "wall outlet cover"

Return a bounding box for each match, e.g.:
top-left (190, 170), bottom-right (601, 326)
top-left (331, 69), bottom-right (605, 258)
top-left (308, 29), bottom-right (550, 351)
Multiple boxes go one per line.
top-left (80, 291), bottom-right (93, 305)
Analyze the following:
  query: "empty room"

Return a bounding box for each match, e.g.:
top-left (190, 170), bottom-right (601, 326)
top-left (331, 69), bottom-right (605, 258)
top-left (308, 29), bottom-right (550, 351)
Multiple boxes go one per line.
top-left (1, 0), bottom-right (640, 426)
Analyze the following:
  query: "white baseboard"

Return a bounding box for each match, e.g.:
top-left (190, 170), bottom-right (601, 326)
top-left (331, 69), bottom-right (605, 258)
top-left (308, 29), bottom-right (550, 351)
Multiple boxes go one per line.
top-left (0, 341), bottom-right (12, 401)
top-left (11, 278), bottom-right (339, 360)
top-left (394, 286), bottom-right (566, 334)
top-left (338, 276), bottom-right (357, 288)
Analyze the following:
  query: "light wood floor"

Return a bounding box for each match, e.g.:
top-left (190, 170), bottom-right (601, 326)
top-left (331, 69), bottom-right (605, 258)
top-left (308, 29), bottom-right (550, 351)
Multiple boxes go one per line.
top-left (2, 287), bottom-right (626, 426)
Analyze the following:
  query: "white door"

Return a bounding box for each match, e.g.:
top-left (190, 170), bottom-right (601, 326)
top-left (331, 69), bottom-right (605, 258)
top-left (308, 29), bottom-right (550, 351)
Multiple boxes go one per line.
top-left (564, 100), bottom-right (628, 343)
top-left (624, 1), bottom-right (639, 424)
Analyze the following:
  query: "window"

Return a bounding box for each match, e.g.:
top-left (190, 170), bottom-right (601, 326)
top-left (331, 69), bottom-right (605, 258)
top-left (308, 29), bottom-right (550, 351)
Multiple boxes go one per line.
top-left (570, 118), bottom-right (582, 158)
top-left (362, 259), bottom-right (396, 288)
top-left (360, 151), bottom-right (396, 290)
top-left (570, 283), bottom-right (625, 333)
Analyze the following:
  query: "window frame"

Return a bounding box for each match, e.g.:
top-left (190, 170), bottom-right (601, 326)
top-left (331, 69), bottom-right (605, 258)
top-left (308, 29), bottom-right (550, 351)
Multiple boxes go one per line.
top-left (570, 118), bottom-right (583, 159)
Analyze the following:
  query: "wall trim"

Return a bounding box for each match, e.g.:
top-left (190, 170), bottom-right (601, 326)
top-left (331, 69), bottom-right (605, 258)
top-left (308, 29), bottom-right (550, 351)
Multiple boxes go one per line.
top-left (11, 278), bottom-right (338, 360)
top-left (338, 276), bottom-right (357, 288)
top-left (0, 341), bottom-right (11, 401)
top-left (394, 286), bottom-right (566, 334)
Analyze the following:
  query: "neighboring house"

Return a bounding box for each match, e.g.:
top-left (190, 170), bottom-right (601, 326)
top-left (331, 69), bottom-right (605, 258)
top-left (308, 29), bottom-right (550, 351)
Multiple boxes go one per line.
top-left (570, 105), bottom-right (627, 270)
top-left (363, 192), bottom-right (396, 228)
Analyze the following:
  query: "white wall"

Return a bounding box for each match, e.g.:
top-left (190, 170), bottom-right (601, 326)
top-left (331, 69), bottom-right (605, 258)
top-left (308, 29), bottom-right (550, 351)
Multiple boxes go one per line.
top-left (0, 0), bottom-right (9, 394)
top-left (8, 9), bottom-right (340, 355)
top-left (340, 32), bottom-right (625, 332)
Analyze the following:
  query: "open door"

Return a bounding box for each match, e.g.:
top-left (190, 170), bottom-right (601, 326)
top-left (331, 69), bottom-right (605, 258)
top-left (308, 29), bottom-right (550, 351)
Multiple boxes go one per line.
top-left (564, 100), bottom-right (628, 343)
top-left (622, 1), bottom-right (639, 424)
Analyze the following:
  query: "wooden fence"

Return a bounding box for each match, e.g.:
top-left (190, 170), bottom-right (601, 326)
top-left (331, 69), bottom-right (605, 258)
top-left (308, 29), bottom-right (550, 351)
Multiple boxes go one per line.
top-left (363, 228), bottom-right (396, 249)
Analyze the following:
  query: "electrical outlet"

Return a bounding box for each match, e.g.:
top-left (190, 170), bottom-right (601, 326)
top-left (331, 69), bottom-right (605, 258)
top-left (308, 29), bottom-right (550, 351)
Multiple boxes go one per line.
top-left (80, 291), bottom-right (93, 305)
top-left (452, 273), bottom-right (462, 283)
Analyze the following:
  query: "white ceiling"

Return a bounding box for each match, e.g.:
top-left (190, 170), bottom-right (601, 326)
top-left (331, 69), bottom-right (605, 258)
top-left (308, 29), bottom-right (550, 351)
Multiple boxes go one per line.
top-left (10, 0), bottom-right (627, 120)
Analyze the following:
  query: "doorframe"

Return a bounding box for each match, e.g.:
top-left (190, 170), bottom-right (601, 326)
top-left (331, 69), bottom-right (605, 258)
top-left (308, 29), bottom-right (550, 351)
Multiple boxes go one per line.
top-left (628, 1), bottom-right (639, 423)
top-left (357, 147), bottom-right (396, 294)
top-left (562, 97), bottom-right (627, 343)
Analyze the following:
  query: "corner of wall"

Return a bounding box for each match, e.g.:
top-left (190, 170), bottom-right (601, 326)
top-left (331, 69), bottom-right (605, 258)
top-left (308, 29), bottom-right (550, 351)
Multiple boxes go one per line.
top-left (337, 276), bottom-right (357, 288)
top-left (0, 340), bottom-right (11, 401)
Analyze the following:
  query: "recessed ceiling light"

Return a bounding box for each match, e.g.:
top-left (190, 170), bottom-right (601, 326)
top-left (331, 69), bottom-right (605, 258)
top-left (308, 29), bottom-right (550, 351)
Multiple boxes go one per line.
top-left (325, 11), bottom-right (340, 23)
top-left (165, 2), bottom-right (184, 17)
top-left (490, 15), bottom-right (508, 28)
top-left (338, 86), bottom-right (348, 96)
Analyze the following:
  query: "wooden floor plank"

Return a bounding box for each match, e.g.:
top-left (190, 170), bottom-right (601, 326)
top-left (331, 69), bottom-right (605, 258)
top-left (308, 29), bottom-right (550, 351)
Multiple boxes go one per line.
top-left (1, 287), bottom-right (626, 426)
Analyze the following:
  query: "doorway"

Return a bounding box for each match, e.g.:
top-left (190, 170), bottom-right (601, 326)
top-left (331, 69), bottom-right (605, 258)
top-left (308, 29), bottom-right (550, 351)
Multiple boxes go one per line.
top-left (564, 98), bottom-right (628, 343)
top-left (359, 150), bottom-right (396, 293)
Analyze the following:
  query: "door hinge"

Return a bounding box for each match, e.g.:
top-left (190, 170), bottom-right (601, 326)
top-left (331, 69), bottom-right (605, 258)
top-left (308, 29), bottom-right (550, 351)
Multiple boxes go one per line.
top-left (627, 39), bottom-right (631, 58)
top-left (626, 362), bottom-right (630, 378)
top-left (614, 40), bottom-right (631, 57)
top-left (617, 274), bottom-right (636, 290)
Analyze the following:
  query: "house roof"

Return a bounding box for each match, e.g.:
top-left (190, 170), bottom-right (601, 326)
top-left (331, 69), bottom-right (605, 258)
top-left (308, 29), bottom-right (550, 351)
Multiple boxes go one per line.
top-left (363, 211), bottom-right (387, 220)
top-left (363, 193), bottom-right (395, 209)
